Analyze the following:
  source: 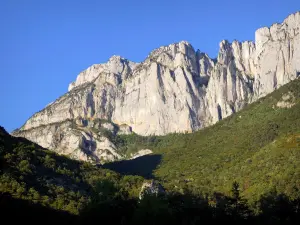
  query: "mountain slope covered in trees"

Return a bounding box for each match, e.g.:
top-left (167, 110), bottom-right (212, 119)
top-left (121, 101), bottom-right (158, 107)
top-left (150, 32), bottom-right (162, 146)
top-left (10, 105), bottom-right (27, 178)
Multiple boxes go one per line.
top-left (106, 78), bottom-right (300, 203)
top-left (0, 126), bottom-right (144, 215)
top-left (1, 79), bottom-right (300, 224)
top-left (13, 12), bottom-right (300, 163)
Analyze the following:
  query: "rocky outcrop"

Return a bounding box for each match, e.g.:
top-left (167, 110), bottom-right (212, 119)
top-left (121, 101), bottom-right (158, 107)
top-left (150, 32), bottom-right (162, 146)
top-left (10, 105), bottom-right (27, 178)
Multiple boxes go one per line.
top-left (130, 149), bottom-right (153, 159)
top-left (13, 12), bottom-right (300, 163)
top-left (139, 180), bottom-right (165, 199)
top-left (275, 92), bottom-right (296, 108)
top-left (15, 120), bottom-right (122, 163)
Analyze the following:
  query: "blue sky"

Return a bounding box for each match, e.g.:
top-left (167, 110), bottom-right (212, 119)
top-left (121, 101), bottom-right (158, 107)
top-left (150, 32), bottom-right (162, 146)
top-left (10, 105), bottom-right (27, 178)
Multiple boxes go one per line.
top-left (0, 0), bottom-right (299, 132)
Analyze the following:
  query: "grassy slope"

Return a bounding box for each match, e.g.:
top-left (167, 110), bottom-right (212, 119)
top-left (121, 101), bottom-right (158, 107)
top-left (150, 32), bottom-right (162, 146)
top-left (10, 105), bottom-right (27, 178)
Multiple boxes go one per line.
top-left (112, 79), bottom-right (300, 203)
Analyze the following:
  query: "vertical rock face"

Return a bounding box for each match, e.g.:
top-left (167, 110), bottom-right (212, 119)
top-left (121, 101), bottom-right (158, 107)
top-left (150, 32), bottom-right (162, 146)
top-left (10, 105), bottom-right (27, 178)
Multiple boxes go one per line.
top-left (204, 40), bottom-right (256, 125)
top-left (254, 12), bottom-right (300, 98)
top-left (13, 12), bottom-right (300, 163)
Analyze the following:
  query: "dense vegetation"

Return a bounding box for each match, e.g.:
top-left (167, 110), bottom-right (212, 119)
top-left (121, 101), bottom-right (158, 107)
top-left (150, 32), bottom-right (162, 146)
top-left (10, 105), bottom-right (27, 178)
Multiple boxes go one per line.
top-left (2, 179), bottom-right (300, 224)
top-left (0, 126), bottom-right (144, 214)
top-left (107, 79), bottom-right (300, 204)
top-left (1, 79), bottom-right (300, 224)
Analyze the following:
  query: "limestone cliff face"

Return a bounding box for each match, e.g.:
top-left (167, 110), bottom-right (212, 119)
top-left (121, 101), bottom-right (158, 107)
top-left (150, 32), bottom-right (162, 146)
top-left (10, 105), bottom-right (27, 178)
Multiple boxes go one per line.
top-left (254, 13), bottom-right (300, 98)
top-left (13, 12), bottom-right (300, 163)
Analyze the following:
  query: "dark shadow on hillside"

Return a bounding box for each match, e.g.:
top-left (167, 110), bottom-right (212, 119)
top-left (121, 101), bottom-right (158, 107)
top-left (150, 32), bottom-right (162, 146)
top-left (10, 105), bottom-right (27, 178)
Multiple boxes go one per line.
top-left (80, 184), bottom-right (300, 225)
top-left (103, 154), bottom-right (162, 179)
top-left (0, 192), bottom-right (77, 224)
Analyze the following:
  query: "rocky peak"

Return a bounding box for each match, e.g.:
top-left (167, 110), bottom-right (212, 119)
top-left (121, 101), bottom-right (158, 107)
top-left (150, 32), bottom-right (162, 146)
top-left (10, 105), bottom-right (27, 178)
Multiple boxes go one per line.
top-left (107, 55), bottom-right (139, 75)
top-left (68, 55), bottom-right (139, 91)
top-left (148, 41), bottom-right (194, 58)
top-left (13, 12), bottom-right (300, 163)
top-left (217, 40), bottom-right (233, 65)
top-left (217, 40), bottom-right (256, 74)
top-left (108, 55), bottom-right (123, 61)
top-left (253, 11), bottom-right (300, 98)
top-left (144, 41), bottom-right (199, 78)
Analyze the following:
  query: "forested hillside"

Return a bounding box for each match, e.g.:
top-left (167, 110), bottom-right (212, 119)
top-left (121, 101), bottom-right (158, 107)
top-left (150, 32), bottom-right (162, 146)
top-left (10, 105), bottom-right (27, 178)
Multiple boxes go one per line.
top-left (1, 79), bottom-right (300, 224)
top-left (107, 78), bottom-right (300, 203)
top-left (0, 125), bottom-right (144, 215)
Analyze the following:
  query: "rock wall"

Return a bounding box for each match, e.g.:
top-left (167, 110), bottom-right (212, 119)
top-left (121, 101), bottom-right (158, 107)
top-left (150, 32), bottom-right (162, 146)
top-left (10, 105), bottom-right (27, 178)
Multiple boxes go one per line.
top-left (13, 12), bottom-right (300, 162)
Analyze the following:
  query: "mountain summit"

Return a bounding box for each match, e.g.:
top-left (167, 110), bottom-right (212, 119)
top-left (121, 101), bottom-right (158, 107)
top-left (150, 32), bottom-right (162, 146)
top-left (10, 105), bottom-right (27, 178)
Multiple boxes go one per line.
top-left (13, 12), bottom-right (300, 163)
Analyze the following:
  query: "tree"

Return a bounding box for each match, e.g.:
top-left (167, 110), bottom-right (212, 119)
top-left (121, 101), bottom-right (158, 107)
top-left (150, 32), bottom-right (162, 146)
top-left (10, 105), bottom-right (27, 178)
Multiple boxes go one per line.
top-left (231, 181), bottom-right (241, 203)
top-left (44, 155), bottom-right (56, 169)
top-left (228, 181), bottom-right (253, 221)
top-left (18, 160), bottom-right (32, 174)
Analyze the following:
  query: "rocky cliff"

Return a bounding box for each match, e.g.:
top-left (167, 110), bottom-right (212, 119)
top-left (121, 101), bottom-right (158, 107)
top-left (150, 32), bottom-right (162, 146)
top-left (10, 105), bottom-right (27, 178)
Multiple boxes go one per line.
top-left (13, 12), bottom-right (300, 163)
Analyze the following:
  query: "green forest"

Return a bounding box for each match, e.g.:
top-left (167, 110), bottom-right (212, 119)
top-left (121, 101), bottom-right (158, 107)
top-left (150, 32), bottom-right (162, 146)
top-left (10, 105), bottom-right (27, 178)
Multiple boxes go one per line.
top-left (107, 78), bottom-right (300, 203)
top-left (1, 79), bottom-right (300, 224)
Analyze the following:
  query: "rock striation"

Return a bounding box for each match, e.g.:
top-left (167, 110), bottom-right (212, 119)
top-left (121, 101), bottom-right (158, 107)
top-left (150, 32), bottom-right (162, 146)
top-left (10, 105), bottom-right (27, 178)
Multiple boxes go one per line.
top-left (13, 12), bottom-right (300, 163)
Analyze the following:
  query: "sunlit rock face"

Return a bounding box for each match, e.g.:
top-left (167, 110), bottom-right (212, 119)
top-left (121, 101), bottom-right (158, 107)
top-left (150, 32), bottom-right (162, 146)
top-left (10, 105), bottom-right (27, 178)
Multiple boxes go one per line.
top-left (13, 12), bottom-right (300, 162)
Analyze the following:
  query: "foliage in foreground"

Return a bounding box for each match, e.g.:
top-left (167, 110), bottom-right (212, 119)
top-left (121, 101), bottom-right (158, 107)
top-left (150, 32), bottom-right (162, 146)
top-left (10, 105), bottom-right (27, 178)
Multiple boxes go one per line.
top-left (2, 181), bottom-right (300, 225)
top-left (1, 80), bottom-right (300, 224)
top-left (0, 126), bottom-right (144, 214)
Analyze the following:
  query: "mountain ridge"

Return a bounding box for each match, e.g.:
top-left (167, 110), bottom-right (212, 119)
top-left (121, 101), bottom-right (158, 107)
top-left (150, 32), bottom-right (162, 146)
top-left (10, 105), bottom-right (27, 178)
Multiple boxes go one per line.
top-left (13, 11), bottom-right (300, 163)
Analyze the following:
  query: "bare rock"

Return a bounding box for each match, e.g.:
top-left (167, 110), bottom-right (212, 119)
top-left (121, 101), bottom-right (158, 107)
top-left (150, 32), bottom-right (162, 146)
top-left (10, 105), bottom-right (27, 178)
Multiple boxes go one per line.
top-left (130, 149), bottom-right (153, 159)
top-left (139, 180), bottom-right (165, 199)
top-left (12, 12), bottom-right (300, 163)
top-left (117, 124), bottom-right (133, 135)
top-left (276, 92), bottom-right (296, 108)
